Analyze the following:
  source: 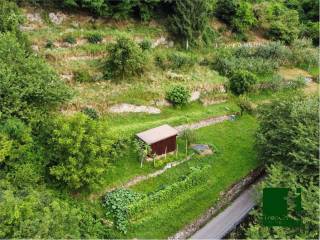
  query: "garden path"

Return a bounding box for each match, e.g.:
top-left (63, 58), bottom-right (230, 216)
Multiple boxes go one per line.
top-left (89, 114), bottom-right (232, 200)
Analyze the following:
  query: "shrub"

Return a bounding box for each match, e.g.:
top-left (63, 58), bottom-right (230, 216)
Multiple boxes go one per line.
top-left (139, 39), bottom-right (152, 51)
top-left (81, 107), bottom-right (99, 120)
top-left (105, 37), bottom-right (146, 80)
top-left (45, 40), bottom-right (54, 49)
top-left (87, 33), bottom-right (103, 43)
top-left (0, 33), bottom-right (71, 120)
top-left (74, 70), bottom-right (92, 83)
top-left (155, 52), bottom-right (197, 70)
top-left (44, 113), bottom-right (112, 190)
top-left (168, 52), bottom-right (197, 69)
top-left (216, 0), bottom-right (256, 33)
top-left (229, 70), bottom-right (257, 95)
top-left (0, 1), bottom-right (24, 33)
top-left (166, 85), bottom-right (191, 106)
top-left (103, 189), bottom-right (142, 233)
top-left (63, 35), bottom-right (76, 44)
top-left (236, 96), bottom-right (254, 115)
top-left (268, 21), bottom-right (298, 44)
top-left (212, 55), bottom-right (278, 77)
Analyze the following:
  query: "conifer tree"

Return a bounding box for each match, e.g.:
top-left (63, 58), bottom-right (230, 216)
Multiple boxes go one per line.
top-left (169, 0), bottom-right (209, 49)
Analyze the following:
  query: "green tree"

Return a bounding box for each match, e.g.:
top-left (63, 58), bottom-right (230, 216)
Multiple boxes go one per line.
top-left (256, 96), bottom-right (319, 176)
top-left (0, 33), bottom-right (72, 120)
top-left (229, 70), bottom-right (257, 95)
top-left (169, 0), bottom-right (210, 49)
top-left (0, 186), bottom-right (105, 238)
top-left (105, 37), bottom-right (146, 80)
top-left (245, 164), bottom-right (319, 239)
top-left (215, 0), bottom-right (256, 33)
top-left (44, 113), bottom-right (112, 190)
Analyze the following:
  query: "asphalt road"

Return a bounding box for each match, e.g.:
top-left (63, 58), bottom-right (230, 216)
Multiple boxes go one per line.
top-left (191, 186), bottom-right (256, 239)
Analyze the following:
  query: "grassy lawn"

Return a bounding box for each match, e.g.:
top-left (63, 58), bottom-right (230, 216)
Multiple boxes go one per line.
top-left (104, 114), bottom-right (260, 239)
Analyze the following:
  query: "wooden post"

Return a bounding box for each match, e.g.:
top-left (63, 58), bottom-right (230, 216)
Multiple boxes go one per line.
top-left (176, 143), bottom-right (178, 158)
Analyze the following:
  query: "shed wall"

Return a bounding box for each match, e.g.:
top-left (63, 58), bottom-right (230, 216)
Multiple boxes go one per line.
top-left (151, 135), bottom-right (177, 155)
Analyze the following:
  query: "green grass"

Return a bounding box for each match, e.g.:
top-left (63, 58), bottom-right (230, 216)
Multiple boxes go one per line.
top-left (107, 115), bottom-right (261, 238)
top-left (104, 101), bottom-right (238, 137)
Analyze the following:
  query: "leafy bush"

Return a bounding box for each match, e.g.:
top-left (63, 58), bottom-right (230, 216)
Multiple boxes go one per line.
top-left (256, 96), bottom-right (318, 176)
top-left (155, 52), bottom-right (197, 70)
top-left (0, 187), bottom-right (105, 238)
top-left (63, 35), bottom-right (76, 44)
top-left (103, 189), bottom-right (142, 233)
top-left (255, 2), bottom-right (300, 44)
top-left (139, 39), bottom-right (152, 51)
top-left (87, 33), bottom-right (103, 44)
top-left (0, 33), bottom-right (71, 120)
top-left (44, 113), bottom-right (112, 190)
top-left (267, 21), bottom-right (299, 44)
top-left (45, 40), bottom-right (54, 48)
top-left (166, 85), bottom-right (191, 106)
top-left (212, 55), bottom-right (278, 77)
top-left (168, 52), bottom-right (197, 69)
top-left (74, 70), bottom-right (92, 83)
top-left (236, 96), bottom-right (254, 115)
top-left (229, 70), bottom-right (258, 95)
top-left (105, 37), bottom-right (146, 80)
top-left (290, 39), bottom-right (318, 68)
top-left (216, 0), bottom-right (256, 33)
top-left (81, 107), bottom-right (99, 120)
top-left (0, 1), bottom-right (24, 33)
top-left (235, 42), bottom-right (291, 65)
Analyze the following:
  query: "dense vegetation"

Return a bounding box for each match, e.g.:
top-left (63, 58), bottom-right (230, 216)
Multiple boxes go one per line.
top-left (0, 0), bottom-right (318, 238)
top-left (243, 95), bottom-right (319, 239)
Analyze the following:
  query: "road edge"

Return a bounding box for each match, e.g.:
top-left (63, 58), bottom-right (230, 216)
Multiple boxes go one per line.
top-left (168, 167), bottom-right (265, 240)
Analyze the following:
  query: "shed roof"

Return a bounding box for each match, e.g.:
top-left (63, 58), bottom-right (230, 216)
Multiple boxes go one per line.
top-left (136, 124), bottom-right (178, 145)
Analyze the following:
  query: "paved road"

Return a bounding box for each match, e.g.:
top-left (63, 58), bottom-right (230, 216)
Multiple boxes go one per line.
top-left (191, 186), bottom-right (256, 239)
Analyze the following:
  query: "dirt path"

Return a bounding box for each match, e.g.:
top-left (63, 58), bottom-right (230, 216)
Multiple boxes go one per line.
top-left (175, 115), bottom-right (232, 133)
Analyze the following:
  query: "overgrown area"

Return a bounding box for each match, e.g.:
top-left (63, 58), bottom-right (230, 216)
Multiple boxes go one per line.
top-left (0, 0), bottom-right (318, 239)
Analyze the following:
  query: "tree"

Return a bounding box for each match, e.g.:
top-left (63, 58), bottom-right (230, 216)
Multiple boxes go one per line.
top-left (256, 95), bottom-right (318, 177)
top-left (0, 186), bottom-right (105, 238)
top-left (0, 33), bottom-right (72, 120)
top-left (104, 37), bottom-right (146, 80)
top-left (215, 0), bottom-right (256, 33)
top-left (245, 164), bottom-right (319, 239)
top-left (169, 0), bottom-right (209, 49)
top-left (229, 70), bottom-right (257, 95)
top-left (44, 113), bottom-right (112, 190)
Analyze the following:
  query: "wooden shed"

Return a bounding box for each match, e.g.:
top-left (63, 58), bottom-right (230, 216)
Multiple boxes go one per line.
top-left (136, 124), bottom-right (178, 155)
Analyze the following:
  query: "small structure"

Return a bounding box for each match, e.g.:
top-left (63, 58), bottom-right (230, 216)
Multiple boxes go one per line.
top-left (191, 144), bottom-right (213, 156)
top-left (136, 124), bottom-right (178, 155)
